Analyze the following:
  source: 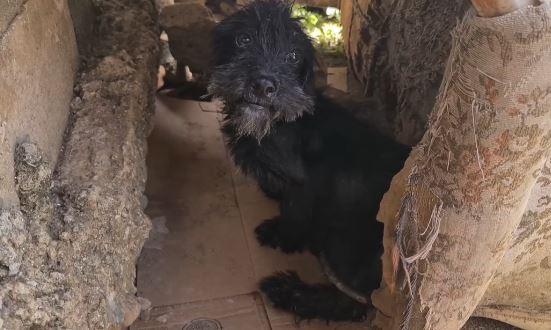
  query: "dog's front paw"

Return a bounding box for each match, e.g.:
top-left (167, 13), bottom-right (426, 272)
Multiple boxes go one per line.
top-left (255, 218), bottom-right (304, 253)
top-left (255, 218), bottom-right (283, 249)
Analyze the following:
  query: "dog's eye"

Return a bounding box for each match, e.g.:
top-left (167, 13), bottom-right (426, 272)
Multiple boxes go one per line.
top-left (236, 33), bottom-right (252, 47)
top-left (285, 51), bottom-right (299, 64)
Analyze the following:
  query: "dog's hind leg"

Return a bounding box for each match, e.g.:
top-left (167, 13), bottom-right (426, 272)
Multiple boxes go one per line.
top-left (260, 271), bottom-right (368, 322)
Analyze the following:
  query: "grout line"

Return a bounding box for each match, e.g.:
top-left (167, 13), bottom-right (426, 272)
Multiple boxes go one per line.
top-left (226, 145), bottom-right (260, 283)
top-left (146, 292), bottom-right (263, 311)
top-left (253, 292), bottom-right (274, 330)
top-left (212, 101), bottom-right (260, 282)
top-left (214, 114), bottom-right (279, 329)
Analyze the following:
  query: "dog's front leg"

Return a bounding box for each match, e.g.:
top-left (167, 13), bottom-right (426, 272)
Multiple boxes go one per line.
top-left (255, 183), bottom-right (314, 253)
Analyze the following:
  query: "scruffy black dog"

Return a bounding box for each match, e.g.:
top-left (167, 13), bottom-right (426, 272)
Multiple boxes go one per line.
top-left (209, 0), bottom-right (410, 322)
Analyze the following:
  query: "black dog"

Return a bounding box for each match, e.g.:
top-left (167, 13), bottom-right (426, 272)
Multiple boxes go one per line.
top-left (209, 0), bottom-right (410, 322)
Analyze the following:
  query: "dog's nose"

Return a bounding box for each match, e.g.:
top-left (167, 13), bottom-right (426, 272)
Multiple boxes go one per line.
top-left (253, 78), bottom-right (278, 98)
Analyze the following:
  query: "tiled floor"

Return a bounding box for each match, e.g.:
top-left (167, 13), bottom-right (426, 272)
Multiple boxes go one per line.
top-left (133, 95), bottom-right (368, 329)
top-left (132, 88), bottom-right (511, 330)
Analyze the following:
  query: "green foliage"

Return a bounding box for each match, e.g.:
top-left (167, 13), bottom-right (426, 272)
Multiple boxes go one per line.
top-left (291, 5), bottom-right (344, 56)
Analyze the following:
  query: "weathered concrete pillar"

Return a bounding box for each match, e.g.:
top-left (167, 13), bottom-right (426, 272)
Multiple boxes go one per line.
top-left (340, 0), bottom-right (470, 145)
top-left (1, 0), bottom-right (159, 328)
top-left (0, 0), bottom-right (78, 206)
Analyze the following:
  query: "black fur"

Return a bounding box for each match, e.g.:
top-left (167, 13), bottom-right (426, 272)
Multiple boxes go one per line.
top-left (260, 271), bottom-right (368, 322)
top-left (209, 0), bottom-right (410, 322)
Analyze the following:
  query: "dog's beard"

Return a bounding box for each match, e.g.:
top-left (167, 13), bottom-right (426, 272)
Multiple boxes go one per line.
top-left (229, 102), bottom-right (275, 141)
top-left (208, 63), bottom-right (315, 141)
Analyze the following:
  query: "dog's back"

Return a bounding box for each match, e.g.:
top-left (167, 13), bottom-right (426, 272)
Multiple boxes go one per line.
top-left (295, 95), bottom-right (410, 294)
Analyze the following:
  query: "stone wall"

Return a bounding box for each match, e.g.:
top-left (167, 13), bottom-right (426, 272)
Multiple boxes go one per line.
top-left (0, 0), bottom-right (159, 328)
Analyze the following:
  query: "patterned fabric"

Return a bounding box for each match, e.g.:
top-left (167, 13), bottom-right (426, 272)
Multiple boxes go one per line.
top-left (374, 5), bottom-right (551, 329)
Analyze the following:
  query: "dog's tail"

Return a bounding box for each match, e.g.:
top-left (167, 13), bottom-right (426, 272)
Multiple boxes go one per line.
top-left (260, 271), bottom-right (370, 322)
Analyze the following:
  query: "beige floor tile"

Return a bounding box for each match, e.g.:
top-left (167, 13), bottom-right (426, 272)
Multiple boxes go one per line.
top-left (151, 96), bottom-right (227, 161)
top-left (138, 96), bottom-right (255, 307)
top-left (131, 293), bottom-right (270, 330)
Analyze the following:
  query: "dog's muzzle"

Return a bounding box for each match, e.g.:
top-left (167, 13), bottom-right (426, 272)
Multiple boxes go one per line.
top-left (242, 76), bottom-right (279, 108)
top-left (252, 76), bottom-right (278, 99)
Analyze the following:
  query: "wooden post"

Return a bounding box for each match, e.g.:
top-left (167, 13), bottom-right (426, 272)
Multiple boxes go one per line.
top-left (471, 0), bottom-right (538, 17)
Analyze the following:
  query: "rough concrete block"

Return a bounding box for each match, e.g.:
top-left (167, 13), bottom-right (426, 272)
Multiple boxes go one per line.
top-left (0, 0), bottom-right (78, 206)
top-left (1, 0), bottom-right (159, 328)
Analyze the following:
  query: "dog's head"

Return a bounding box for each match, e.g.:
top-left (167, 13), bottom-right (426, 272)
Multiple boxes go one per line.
top-left (208, 0), bottom-right (316, 141)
